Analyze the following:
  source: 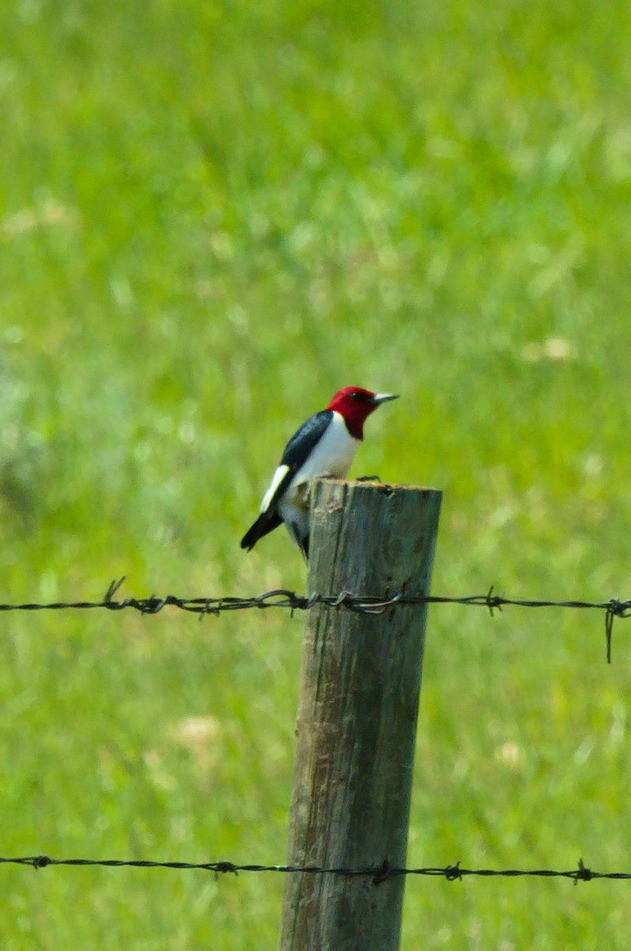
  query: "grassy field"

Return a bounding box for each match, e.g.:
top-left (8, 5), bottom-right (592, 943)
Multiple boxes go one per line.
top-left (2, 0), bottom-right (631, 947)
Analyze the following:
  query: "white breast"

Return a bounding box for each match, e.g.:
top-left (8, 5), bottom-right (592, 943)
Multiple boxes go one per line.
top-left (288, 411), bottom-right (359, 488)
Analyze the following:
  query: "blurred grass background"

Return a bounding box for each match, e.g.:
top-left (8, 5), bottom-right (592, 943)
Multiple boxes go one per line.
top-left (1, 0), bottom-right (631, 947)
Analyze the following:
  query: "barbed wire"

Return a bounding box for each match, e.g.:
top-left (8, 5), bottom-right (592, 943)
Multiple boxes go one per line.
top-left (0, 854), bottom-right (628, 884)
top-left (0, 579), bottom-right (628, 661)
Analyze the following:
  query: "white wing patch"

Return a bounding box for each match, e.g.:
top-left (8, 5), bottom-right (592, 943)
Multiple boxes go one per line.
top-left (260, 464), bottom-right (290, 512)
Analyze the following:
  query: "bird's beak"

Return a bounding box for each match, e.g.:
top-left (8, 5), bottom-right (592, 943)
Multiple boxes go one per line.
top-left (369, 393), bottom-right (399, 405)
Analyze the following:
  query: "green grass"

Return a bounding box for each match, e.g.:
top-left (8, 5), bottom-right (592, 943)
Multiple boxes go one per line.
top-left (1, 0), bottom-right (631, 946)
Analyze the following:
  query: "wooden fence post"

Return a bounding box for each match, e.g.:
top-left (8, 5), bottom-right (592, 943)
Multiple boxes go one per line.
top-left (279, 478), bottom-right (442, 951)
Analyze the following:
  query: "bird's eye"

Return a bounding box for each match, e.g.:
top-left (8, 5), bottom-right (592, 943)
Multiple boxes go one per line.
top-left (351, 392), bottom-right (361, 400)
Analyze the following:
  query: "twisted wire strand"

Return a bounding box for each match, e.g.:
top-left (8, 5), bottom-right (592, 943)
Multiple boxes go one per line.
top-left (0, 855), bottom-right (625, 884)
top-left (0, 580), bottom-right (628, 660)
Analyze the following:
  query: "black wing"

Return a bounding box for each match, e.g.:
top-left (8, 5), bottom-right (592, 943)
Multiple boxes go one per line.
top-left (281, 410), bottom-right (333, 468)
top-left (240, 410), bottom-right (333, 553)
top-left (256, 410), bottom-right (333, 518)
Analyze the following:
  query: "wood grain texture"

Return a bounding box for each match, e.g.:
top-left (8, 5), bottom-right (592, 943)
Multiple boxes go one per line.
top-left (279, 479), bottom-right (442, 951)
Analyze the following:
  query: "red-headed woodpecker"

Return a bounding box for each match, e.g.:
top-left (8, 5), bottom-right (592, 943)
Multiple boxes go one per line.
top-left (240, 386), bottom-right (398, 559)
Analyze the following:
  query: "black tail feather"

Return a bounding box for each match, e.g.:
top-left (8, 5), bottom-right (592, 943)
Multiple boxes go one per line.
top-left (240, 510), bottom-right (283, 551)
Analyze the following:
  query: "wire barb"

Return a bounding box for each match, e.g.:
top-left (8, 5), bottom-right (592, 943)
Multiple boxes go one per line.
top-left (603, 598), bottom-right (631, 664)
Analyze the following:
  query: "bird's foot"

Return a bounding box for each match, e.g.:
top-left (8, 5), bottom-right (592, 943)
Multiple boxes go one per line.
top-left (294, 481), bottom-right (312, 511)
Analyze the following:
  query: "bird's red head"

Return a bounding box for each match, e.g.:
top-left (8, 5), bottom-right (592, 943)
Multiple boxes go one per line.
top-left (326, 387), bottom-right (399, 440)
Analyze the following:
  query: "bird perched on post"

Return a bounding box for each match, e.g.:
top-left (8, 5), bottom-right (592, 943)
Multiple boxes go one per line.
top-left (240, 386), bottom-right (398, 559)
